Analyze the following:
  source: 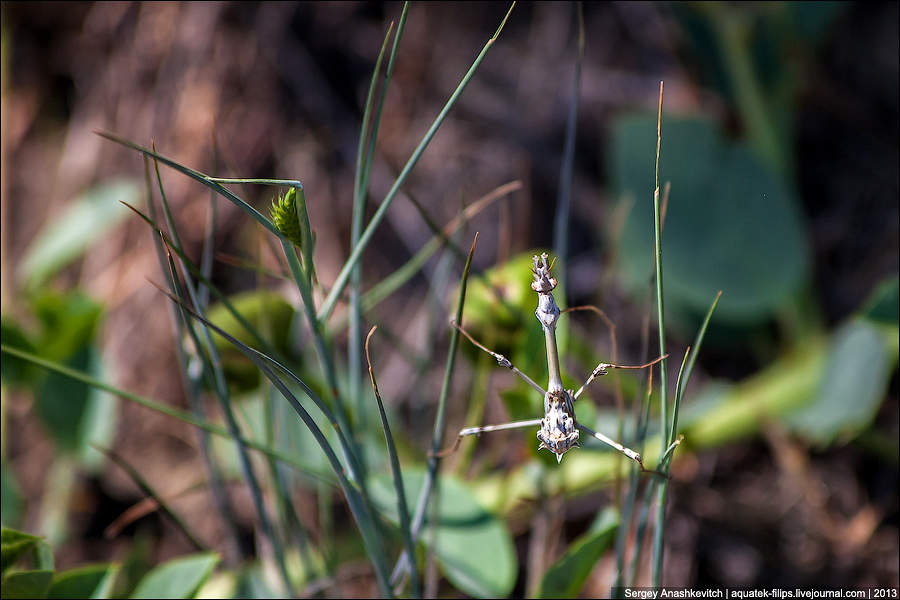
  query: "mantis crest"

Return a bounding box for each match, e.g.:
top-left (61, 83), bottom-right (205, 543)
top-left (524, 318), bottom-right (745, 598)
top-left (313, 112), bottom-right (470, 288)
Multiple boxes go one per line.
top-left (440, 253), bottom-right (666, 466)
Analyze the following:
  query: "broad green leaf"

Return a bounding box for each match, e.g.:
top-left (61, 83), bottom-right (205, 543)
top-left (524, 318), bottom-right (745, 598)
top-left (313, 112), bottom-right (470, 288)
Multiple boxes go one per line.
top-left (47, 564), bottom-right (117, 599)
top-left (1, 528), bottom-right (42, 573)
top-left (1, 569), bottom-right (54, 599)
top-left (785, 319), bottom-right (895, 446)
top-left (610, 115), bottom-right (810, 323)
top-left (26, 293), bottom-right (115, 465)
top-left (130, 553), bottom-right (219, 599)
top-left (31, 292), bottom-right (103, 362)
top-left (538, 507), bottom-right (619, 598)
top-left (108, 533), bottom-right (152, 599)
top-left (19, 179), bottom-right (141, 289)
top-left (370, 469), bottom-right (517, 598)
top-left (461, 252), bottom-right (539, 350)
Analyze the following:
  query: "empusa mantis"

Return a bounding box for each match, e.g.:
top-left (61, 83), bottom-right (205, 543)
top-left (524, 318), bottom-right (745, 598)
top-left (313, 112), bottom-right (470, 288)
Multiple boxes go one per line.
top-left (439, 253), bottom-right (667, 468)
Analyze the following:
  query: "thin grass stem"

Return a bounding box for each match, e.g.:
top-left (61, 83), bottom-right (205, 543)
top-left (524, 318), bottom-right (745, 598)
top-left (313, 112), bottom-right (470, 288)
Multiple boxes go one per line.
top-left (140, 158), bottom-right (247, 562)
top-left (650, 81), bottom-right (669, 588)
top-left (552, 1), bottom-right (584, 286)
top-left (391, 233), bottom-right (479, 585)
top-left (153, 287), bottom-right (396, 596)
top-left (94, 445), bottom-right (207, 552)
top-left (365, 326), bottom-right (422, 599)
top-left (0, 344), bottom-right (336, 484)
top-left (351, 11), bottom-right (408, 447)
top-left (317, 3), bottom-right (516, 323)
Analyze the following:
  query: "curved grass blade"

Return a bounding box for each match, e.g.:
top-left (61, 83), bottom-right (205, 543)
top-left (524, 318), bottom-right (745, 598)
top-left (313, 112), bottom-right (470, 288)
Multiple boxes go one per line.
top-left (328, 181), bottom-right (521, 335)
top-left (317, 2), bottom-right (516, 323)
top-left (349, 21), bottom-right (394, 440)
top-left (663, 347), bottom-right (691, 469)
top-left (142, 155), bottom-right (247, 563)
top-left (121, 200), bottom-right (277, 358)
top-left (95, 132), bottom-right (281, 237)
top-left (365, 327), bottom-right (421, 598)
top-left (281, 241), bottom-right (361, 468)
top-left (151, 287), bottom-right (394, 596)
top-left (351, 5), bottom-right (409, 457)
top-left (679, 291), bottom-right (722, 401)
top-left (391, 232), bottom-right (479, 585)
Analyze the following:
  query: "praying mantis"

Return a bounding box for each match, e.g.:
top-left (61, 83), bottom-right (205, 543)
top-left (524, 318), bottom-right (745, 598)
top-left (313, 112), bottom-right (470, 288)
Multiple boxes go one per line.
top-left (439, 253), bottom-right (666, 467)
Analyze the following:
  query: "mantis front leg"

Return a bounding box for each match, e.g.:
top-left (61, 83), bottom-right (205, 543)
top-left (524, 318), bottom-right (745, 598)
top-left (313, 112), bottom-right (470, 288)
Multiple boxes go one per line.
top-left (434, 418), bottom-right (544, 457)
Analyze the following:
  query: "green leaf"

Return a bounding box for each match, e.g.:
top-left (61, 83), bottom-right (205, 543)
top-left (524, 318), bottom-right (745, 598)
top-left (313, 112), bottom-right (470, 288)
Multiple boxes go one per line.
top-left (19, 179), bottom-right (141, 290)
top-left (1, 528), bottom-right (42, 574)
top-left (859, 276), bottom-right (899, 326)
top-left (610, 115), bottom-right (810, 323)
top-left (785, 319), bottom-right (894, 446)
top-left (0, 319), bottom-right (37, 385)
top-left (1, 464), bottom-right (25, 528)
top-left (538, 507), bottom-right (619, 598)
top-left (24, 292), bottom-right (115, 464)
top-left (130, 553), bottom-right (219, 600)
top-left (1, 570), bottom-right (54, 599)
top-left (47, 564), bottom-right (117, 599)
top-left (370, 469), bottom-right (517, 598)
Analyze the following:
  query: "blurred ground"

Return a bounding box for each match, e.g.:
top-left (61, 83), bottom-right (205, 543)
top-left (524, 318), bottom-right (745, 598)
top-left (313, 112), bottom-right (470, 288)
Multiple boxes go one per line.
top-left (1, 1), bottom-right (897, 595)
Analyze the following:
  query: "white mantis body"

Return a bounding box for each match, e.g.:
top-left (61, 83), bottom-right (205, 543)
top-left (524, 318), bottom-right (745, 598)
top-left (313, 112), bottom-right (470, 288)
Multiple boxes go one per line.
top-left (440, 253), bottom-right (666, 466)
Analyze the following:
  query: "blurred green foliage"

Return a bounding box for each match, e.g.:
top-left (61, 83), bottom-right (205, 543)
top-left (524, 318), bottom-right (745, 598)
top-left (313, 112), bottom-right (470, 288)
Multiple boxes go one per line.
top-left (611, 115), bottom-right (810, 324)
top-left (1, 526), bottom-right (217, 600)
top-left (370, 469), bottom-right (517, 598)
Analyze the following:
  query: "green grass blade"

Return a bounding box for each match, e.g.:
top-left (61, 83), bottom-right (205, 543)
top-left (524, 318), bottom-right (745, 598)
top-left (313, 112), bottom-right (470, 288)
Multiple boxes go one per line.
top-left (679, 290), bottom-right (723, 400)
top-left (163, 256), bottom-right (295, 597)
top-left (149, 155), bottom-right (292, 589)
top-left (0, 344), bottom-right (335, 485)
top-left (552, 1), bottom-right (584, 286)
top-left (651, 81), bottom-right (668, 589)
top-left (140, 157), bottom-right (247, 562)
top-left (95, 132), bottom-right (281, 237)
top-left (152, 288), bottom-right (394, 596)
top-left (280, 241), bottom-right (360, 463)
top-left (627, 478), bottom-right (657, 586)
top-left (198, 144), bottom-right (219, 308)
top-left (325, 181), bottom-right (520, 336)
top-left (391, 233), bottom-right (479, 585)
top-left (93, 445), bottom-right (207, 552)
top-left (351, 5), bottom-right (409, 452)
top-left (121, 200), bottom-right (277, 357)
top-left (317, 3), bottom-right (516, 323)
top-left (365, 327), bottom-right (422, 598)
top-left (664, 347), bottom-right (691, 468)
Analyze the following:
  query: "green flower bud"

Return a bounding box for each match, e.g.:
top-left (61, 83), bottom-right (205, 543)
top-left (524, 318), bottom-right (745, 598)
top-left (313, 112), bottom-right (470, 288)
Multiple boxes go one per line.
top-left (271, 187), bottom-right (303, 248)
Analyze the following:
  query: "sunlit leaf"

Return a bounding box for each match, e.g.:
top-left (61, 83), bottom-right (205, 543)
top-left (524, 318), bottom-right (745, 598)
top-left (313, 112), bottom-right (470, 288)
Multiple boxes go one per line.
top-left (1, 528), bottom-right (42, 574)
top-left (785, 318), bottom-right (894, 446)
top-left (19, 179), bottom-right (141, 290)
top-left (538, 507), bottom-right (618, 598)
top-left (130, 553), bottom-right (219, 600)
top-left (47, 564), bottom-right (117, 599)
top-left (370, 469), bottom-right (517, 598)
